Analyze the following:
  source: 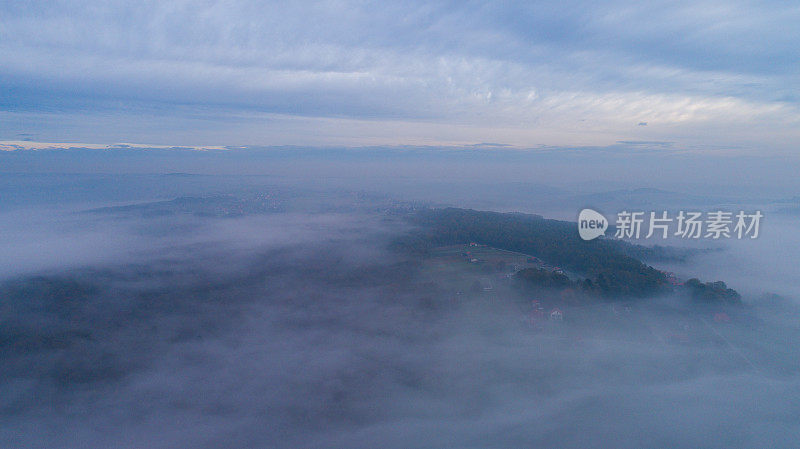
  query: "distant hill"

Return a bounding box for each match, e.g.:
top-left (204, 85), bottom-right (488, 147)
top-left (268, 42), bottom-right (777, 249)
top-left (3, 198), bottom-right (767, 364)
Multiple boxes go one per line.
top-left (86, 194), bottom-right (286, 217)
top-left (569, 187), bottom-right (737, 212)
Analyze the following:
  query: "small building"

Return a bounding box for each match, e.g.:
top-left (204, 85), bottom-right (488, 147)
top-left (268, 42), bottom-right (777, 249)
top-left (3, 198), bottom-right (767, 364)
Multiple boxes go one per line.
top-left (528, 309), bottom-right (546, 328)
top-left (550, 308), bottom-right (563, 321)
top-left (713, 312), bottom-right (731, 323)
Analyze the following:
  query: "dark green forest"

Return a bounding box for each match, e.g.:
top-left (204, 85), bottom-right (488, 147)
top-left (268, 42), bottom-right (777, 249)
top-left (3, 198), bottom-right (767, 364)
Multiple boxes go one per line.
top-left (399, 208), bottom-right (720, 299)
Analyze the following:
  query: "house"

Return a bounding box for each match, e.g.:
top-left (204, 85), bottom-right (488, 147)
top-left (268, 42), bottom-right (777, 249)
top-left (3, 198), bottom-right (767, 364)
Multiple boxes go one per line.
top-left (662, 271), bottom-right (684, 286)
top-left (529, 309), bottom-right (545, 328)
top-left (550, 308), bottom-right (563, 321)
top-left (713, 312), bottom-right (731, 323)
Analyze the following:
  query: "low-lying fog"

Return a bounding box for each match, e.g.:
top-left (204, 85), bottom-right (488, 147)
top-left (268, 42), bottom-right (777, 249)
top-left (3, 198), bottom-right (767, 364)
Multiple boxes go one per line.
top-left (1, 149), bottom-right (799, 448)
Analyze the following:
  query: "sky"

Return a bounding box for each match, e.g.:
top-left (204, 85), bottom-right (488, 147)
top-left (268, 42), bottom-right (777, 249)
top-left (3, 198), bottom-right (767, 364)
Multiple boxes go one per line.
top-left (1, 0), bottom-right (799, 151)
top-left (4, 4), bottom-right (800, 447)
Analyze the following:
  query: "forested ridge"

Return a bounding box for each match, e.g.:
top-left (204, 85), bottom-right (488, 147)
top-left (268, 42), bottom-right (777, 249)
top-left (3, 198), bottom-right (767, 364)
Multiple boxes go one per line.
top-left (400, 208), bottom-right (671, 297)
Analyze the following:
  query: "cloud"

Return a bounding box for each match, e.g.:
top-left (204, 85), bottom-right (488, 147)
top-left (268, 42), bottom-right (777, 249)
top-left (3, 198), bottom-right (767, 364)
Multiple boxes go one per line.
top-left (0, 1), bottom-right (799, 148)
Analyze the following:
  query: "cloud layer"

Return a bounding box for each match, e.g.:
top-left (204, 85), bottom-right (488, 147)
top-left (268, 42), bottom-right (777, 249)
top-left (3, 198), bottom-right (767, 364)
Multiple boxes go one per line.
top-left (1, 1), bottom-right (799, 148)
top-left (2, 196), bottom-right (799, 448)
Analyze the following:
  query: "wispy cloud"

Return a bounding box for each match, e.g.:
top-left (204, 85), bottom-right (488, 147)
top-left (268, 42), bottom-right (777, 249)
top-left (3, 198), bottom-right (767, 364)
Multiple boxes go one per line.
top-left (1, 1), bottom-right (798, 149)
